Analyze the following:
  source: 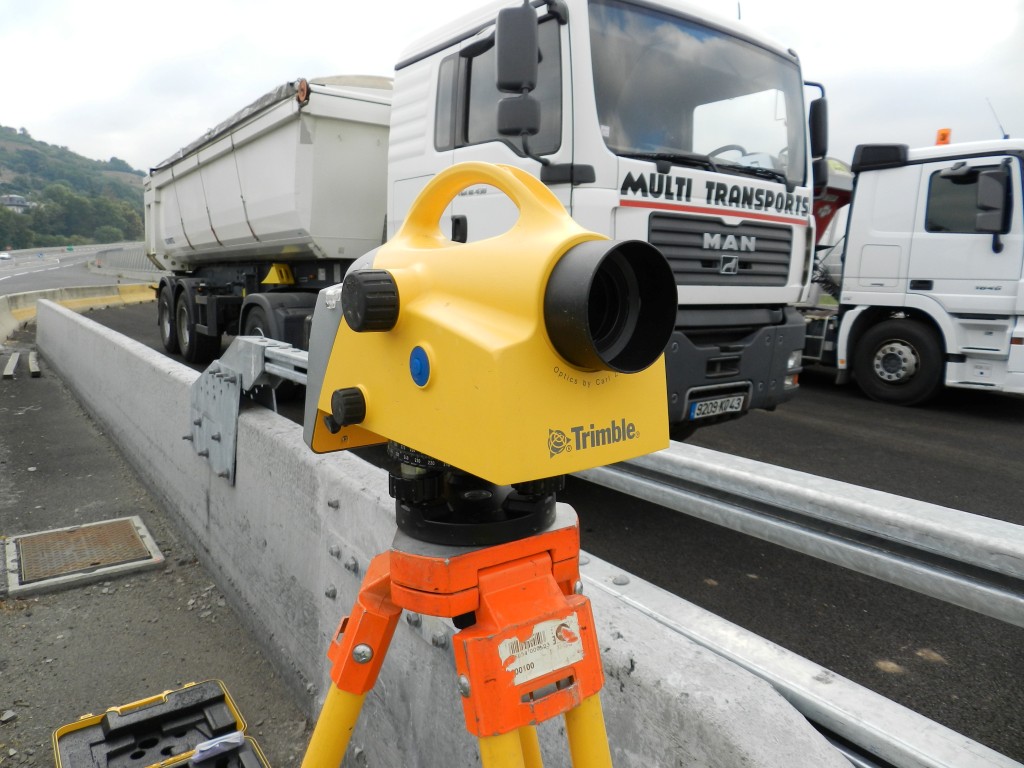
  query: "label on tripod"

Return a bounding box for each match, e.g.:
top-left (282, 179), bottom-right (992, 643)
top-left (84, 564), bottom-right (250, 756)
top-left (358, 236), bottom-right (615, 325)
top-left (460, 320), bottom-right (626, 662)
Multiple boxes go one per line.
top-left (499, 615), bottom-right (584, 685)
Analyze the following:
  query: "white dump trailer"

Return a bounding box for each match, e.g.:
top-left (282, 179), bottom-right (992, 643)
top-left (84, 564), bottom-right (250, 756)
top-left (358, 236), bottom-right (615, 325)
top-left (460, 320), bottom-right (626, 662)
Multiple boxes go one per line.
top-left (145, 76), bottom-right (392, 362)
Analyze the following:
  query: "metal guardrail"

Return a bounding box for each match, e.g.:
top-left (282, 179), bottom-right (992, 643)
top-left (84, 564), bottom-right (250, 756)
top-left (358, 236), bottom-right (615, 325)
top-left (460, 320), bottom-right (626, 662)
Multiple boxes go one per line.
top-left (577, 448), bottom-right (1024, 629)
top-left (189, 336), bottom-right (308, 484)
top-left (91, 243), bottom-right (160, 275)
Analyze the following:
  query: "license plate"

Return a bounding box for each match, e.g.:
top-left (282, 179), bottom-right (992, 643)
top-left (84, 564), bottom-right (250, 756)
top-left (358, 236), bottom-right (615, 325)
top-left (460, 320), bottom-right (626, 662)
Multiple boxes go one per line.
top-left (688, 395), bottom-right (746, 420)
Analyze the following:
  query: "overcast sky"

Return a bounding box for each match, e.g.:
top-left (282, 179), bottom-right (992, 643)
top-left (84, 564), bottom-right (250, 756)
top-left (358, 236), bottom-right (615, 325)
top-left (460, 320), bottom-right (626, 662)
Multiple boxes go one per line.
top-left (1, 0), bottom-right (1021, 172)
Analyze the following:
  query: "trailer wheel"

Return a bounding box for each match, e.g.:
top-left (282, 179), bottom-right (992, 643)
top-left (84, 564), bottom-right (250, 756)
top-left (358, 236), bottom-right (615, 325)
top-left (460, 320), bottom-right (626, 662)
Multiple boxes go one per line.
top-left (157, 285), bottom-right (179, 354)
top-left (175, 294), bottom-right (220, 364)
top-left (242, 306), bottom-right (270, 338)
top-left (853, 319), bottom-right (943, 405)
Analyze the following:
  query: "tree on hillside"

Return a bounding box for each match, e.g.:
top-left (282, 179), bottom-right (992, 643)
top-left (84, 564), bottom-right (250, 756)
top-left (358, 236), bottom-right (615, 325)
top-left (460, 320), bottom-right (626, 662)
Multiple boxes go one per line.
top-left (0, 205), bottom-right (32, 249)
top-left (104, 157), bottom-right (141, 175)
top-left (0, 121), bottom-right (144, 244)
top-left (25, 183), bottom-right (143, 245)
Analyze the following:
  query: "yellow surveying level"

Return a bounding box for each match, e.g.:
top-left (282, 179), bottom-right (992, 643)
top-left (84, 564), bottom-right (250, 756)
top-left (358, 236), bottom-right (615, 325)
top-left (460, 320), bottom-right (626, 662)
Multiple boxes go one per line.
top-left (299, 160), bottom-right (677, 766)
top-left (303, 161), bottom-right (676, 486)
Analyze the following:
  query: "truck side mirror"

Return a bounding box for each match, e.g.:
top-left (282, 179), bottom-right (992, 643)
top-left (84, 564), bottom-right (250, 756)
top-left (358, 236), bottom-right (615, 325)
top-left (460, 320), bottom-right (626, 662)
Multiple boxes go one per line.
top-left (976, 167), bottom-right (1009, 253)
top-left (495, 4), bottom-right (543, 153)
top-left (498, 94), bottom-right (541, 138)
top-left (496, 4), bottom-right (538, 93)
top-left (812, 157), bottom-right (830, 199)
top-left (975, 168), bottom-right (1008, 233)
top-left (808, 97), bottom-right (828, 159)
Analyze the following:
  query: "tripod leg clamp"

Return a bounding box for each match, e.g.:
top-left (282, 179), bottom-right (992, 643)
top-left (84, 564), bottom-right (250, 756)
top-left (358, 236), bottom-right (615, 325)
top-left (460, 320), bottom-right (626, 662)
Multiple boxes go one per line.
top-left (453, 553), bottom-right (605, 737)
top-left (326, 553), bottom-right (402, 694)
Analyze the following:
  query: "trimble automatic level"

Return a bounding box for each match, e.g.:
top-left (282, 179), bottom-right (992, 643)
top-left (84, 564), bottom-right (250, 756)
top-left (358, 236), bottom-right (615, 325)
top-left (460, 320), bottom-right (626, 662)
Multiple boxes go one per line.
top-left (303, 162), bottom-right (676, 486)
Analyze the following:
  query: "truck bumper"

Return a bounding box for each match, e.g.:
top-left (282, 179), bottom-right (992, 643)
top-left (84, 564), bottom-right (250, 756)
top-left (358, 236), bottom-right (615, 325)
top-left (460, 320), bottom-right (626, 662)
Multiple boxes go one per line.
top-left (664, 306), bottom-right (805, 429)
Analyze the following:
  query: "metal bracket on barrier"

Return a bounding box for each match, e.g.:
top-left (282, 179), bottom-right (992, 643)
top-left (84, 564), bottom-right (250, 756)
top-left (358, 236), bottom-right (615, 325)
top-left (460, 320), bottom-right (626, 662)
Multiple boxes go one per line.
top-left (189, 336), bottom-right (309, 485)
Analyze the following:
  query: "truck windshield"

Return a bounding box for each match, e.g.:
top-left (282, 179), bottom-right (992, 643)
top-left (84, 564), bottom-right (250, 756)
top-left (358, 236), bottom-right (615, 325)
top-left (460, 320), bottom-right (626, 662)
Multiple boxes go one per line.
top-left (589, 0), bottom-right (807, 187)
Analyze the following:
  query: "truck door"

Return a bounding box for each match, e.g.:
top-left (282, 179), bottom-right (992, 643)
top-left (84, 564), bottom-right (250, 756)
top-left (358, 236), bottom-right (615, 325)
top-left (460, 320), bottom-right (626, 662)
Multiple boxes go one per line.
top-left (908, 156), bottom-right (1023, 315)
top-left (444, 12), bottom-right (574, 242)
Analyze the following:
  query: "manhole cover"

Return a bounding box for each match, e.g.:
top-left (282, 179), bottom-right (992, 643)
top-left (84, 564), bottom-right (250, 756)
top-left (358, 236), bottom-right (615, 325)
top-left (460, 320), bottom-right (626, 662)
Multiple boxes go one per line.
top-left (4, 516), bottom-right (164, 596)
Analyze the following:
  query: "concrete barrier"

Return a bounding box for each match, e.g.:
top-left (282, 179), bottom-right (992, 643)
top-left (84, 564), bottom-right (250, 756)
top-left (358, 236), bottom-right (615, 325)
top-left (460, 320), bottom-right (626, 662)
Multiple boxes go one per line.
top-left (35, 299), bottom-right (848, 768)
top-left (1, 283), bottom-right (155, 341)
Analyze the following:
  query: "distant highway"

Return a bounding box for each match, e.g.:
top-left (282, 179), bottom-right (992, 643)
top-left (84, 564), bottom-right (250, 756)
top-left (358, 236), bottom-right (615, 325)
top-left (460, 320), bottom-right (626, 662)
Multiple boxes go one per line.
top-left (0, 247), bottom-right (147, 296)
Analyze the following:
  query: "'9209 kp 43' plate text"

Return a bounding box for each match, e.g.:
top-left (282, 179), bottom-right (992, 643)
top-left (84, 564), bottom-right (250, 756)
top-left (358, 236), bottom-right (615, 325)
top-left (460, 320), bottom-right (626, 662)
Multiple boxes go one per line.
top-left (688, 395), bottom-right (746, 420)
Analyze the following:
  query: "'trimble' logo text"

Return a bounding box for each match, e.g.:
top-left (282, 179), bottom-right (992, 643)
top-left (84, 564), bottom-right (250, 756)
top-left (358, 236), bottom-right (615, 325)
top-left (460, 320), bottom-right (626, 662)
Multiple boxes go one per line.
top-left (548, 419), bottom-right (638, 457)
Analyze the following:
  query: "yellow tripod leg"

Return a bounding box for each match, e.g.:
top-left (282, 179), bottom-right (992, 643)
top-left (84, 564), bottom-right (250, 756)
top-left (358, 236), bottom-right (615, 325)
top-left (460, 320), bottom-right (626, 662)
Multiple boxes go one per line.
top-left (565, 694), bottom-right (613, 768)
top-left (479, 730), bottom-right (527, 768)
top-left (301, 686), bottom-right (367, 768)
top-left (519, 725), bottom-right (542, 768)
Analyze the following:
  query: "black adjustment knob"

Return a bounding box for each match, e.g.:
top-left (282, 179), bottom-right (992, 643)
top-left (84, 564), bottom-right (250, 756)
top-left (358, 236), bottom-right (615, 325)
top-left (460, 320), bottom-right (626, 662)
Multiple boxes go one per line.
top-left (389, 472), bottom-right (444, 505)
top-left (342, 269), bottom-right (399, 332)
top-left (330, 387), bottom-right (367, 426)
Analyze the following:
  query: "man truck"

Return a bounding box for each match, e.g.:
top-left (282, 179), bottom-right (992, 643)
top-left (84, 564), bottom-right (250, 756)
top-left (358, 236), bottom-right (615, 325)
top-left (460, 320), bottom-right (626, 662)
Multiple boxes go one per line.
top-left (145, 0), bottom-right (828, 437)
top-left (803, 139), bottom-right (1024, 404)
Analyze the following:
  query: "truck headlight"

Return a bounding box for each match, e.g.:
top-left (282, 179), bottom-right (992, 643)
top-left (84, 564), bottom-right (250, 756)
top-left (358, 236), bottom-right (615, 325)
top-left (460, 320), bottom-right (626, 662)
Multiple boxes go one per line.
top-left (787, 349), bottom-right (803, 371)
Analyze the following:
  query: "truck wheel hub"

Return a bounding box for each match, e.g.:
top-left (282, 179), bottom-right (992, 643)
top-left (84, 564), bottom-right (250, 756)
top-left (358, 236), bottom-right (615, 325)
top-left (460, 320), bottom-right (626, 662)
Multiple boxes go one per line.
top-left (873, 342), bottom-right (917, 382)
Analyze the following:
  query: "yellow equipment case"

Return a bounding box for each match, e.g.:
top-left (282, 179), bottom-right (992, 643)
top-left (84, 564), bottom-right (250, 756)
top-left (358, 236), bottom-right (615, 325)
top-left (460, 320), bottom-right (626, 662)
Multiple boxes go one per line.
top-left (52, 680), bottom-right (270, 767)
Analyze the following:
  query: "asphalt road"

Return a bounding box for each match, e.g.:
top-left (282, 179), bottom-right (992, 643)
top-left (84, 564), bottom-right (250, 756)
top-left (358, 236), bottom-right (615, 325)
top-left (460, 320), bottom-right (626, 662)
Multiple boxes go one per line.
top-left (0, 249), bottom-right (126, 296)
top-left (18, 300), bottom-right (1024, 763)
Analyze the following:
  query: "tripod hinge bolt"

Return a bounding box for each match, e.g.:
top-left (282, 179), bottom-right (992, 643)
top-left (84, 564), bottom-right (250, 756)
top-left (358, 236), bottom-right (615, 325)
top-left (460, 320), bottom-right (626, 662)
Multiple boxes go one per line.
top-left (353, 644), bottom-right (374, 664)
top-left (574, 580), bottom-right (584, 595)
top-left (458, 675), bottom-right (471, 698)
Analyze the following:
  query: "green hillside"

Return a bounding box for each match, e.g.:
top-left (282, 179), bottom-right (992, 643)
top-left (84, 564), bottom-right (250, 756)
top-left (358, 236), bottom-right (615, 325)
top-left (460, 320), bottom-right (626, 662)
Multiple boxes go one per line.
top-left (0, 126), bottom-right (144, 250)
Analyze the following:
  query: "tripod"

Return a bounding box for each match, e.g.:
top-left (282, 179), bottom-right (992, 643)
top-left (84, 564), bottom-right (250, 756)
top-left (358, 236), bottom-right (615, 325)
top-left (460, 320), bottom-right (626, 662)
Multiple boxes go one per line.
top-left (300, 445), bottom-right (613, 767)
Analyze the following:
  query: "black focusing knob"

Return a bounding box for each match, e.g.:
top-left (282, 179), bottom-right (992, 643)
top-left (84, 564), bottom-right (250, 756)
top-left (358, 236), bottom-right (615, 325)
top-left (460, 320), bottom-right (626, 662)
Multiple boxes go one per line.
top-left (342, 269), bottom-right (399, 332)
top-left (389, 472), bottom-right (444, 505)
top-left (330, 387), bottom-right (367, 426)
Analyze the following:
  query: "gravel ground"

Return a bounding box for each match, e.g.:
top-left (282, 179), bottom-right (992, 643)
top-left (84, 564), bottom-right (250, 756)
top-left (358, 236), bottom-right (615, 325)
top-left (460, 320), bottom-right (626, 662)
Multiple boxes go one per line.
top-left (1, 323), bottom-right (313, 767)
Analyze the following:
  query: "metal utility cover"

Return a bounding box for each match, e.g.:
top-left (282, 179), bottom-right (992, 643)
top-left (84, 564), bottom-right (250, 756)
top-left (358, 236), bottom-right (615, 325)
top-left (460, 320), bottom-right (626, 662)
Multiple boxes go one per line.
top-left (4, 516), bottom-right (164, 597)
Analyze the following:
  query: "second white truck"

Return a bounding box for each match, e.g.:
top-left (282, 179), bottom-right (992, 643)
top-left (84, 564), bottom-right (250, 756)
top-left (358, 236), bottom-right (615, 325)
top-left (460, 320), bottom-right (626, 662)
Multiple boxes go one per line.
top-left (146, 0), bottom-right (828, 436)
top-left (803, 139), bottom-right (1024, 404)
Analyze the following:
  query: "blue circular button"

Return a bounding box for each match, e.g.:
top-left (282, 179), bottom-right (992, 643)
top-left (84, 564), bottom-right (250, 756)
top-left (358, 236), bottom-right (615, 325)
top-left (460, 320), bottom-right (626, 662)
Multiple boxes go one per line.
top-left (409, 346), bottom-right (430, 387)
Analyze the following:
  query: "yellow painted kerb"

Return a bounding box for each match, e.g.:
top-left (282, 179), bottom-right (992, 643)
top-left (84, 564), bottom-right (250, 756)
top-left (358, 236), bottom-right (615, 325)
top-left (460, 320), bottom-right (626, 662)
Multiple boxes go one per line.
top-left (8, 284), bottom-right (156, 322)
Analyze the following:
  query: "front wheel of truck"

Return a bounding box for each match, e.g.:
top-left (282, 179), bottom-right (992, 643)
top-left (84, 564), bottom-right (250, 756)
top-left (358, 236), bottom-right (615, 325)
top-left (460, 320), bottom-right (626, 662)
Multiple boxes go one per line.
top-left (853, 319), bottom-right (943, 405)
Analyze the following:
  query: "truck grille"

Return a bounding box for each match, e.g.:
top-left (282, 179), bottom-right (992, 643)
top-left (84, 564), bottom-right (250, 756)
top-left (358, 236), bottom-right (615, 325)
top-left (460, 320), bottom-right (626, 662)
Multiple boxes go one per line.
top-left (649, 213), bottom-right (792, 287)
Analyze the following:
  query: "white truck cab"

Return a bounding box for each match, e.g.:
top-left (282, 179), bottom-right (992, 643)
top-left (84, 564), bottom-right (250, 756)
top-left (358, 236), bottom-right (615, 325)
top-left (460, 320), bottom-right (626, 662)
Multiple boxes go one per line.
top-left (805, 140), bottom-right (1024, 402)
top-left (389, 0), bottom-right (827, 435)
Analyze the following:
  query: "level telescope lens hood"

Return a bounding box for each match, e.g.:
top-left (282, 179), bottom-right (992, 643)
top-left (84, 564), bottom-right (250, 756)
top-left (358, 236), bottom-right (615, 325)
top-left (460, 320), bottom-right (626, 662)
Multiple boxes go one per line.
top-left (544, 239), bottom-right (676, 373)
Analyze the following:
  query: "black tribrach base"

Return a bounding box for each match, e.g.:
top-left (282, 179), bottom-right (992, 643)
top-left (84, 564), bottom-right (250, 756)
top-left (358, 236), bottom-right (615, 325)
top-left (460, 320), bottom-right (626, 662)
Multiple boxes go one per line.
top-left (386, 441), bottom-right (563, 546)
